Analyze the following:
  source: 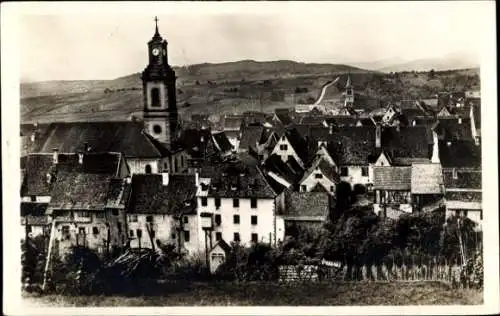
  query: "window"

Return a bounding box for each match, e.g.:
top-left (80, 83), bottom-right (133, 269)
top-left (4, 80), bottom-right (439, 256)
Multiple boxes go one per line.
top-left (183, 216), bottom-right (189, 224)
top-left (280, 144), bottom-right (288, 151)
top-left (233, 215), bottom-right (240, 224)
top-left (181, 155), bottom-right (185, 167)
top-left (128, 214), bottom-right (137, 222)
top-left (315, 173), bottom-right (323, 179)
top-left (164, 162), bottom-right (168, 169)
top-left (78, 227), bottom-right (86, 235)
top-left (146, 215), bottom-right (153, 223)
top-left (233, 232), bottom-right (240, 242)
top-left (251, 215), bottom-right (258, 225)
top-left (117, 222), bottom-right (122, 233)
top-left (184, 230), bottom-right (190, 242)
top-left (301, 185), bottom-right (307, 192)
top-left (171, 233), bottom-right (176, 239)
top-left (112, 209), bottom-right (119, 216)
top-left (216, 232), bottom-right (222, 241)
top-left (361, 167), bottom-right (369, 177)
top-left (26, 225), bottom-right (32, 233)
top-left (92, 227), bottom-right (99, 235)
top-left (129, 230), bottom-right (134, 237)
top-left (153, 124), bottom-right (162, 134)
top-left (480, 210), bottom-right (483, 220)
top-left (215, 214), bottom-right (222, 226)
top-left (151, 88), bottom-right (160, 107)
top-left (251, 233), bottom-right (258, 243)
top-left (201, 197), bottom-right (208, 206)
top-left (62, 226), bottom-right (70, 239)
top-left (30, 196), bottom-right (36, 202)
top-left (201, 183), bottom-right (208, 191)
top-left (145, 164), bottom-right (152, 174)
top-left (330, 186), bottom-right (334, 192)
top-left (233, 198), bottom-right (239, 208)
top-left (250, 198), bottom-right (258, 209)
top-left (340, 167), bottom-right (348, 176)
top-left (215, 198), bottom-right (221, 209)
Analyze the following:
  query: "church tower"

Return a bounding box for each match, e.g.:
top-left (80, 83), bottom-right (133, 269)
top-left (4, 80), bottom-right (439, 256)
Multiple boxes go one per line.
top-left (344, 73), bottom-right (354, 108)
top-left (141, 17), bottom-right (178, 145)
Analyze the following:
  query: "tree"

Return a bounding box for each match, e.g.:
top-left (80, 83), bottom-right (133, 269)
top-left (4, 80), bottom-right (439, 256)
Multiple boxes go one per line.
top-left (428, 69), bottom-right (436, 80)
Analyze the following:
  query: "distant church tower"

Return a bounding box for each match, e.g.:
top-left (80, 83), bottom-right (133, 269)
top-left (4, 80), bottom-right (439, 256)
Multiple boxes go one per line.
top-left (344, 73), bottom-right (354, 108)
top-left (141, 17), bottom-right (178, 145)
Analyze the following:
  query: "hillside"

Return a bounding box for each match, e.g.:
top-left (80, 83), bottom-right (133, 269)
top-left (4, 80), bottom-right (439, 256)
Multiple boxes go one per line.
top-left (20, 60), bottom-right (480, 124)
top-left (20, 60), bottom-right (369, 123)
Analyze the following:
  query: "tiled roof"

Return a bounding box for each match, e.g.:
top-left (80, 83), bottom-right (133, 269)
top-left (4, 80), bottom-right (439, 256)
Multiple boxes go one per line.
top-left (239, 125), bottom-right (264, 151)
top-left (391, 157), bottom-right (430, 166)
top-left (21, 203), bottom-right (49, 225)
top-left (38, 122), bottom-right (169, 158)
top-left (434, 118), bottom-right (473, 141)
top-left (128, 174), bottom-right (197, 215)
top-left (264, 174), bottom-right (288, 195)
top-left (49, 172), bottom-right (112, 209)
top-left (274, 109), bottom-right (294, 126)
top-left (207, 161), bottom-right (276, 198)
top-left (263, 154), bottom-right (304, 185)
top-left (294, 125), bottom-right (331, 142)
top-left (223, 116), bottom-right (244, 131)
top-left (326, 126), bottom-right (378, 165)
top-left (106, 178), bottom-right (132, 208)
top-left (300, 157), bottom-right (339, 184)
top-left (438, 140), bottom-right (481, 168)
top-left (442, 169), bottom-right (481, 189)
top-left (210, 239), bottom-right (232, 253)
top-left (212, 132), bottom-right (233, 153)
top-left (373, 166), bottom-right (412, 190)
top-left (21, 152), bottom-right (123, 197)
top-left (283, 127), bottom-right (309, 163)
top-left (180, 129), bottom-right (215, 158)
top-left (381, 126), bottom-right (432, 159)
top-left (277, 189), bottom-right (330, 218)
top-left (411, 163), bottom-right (444, 194)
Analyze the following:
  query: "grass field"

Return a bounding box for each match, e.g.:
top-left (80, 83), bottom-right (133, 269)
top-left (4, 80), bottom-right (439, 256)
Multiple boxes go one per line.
top-left (22, 281), bottom-right (482, 306)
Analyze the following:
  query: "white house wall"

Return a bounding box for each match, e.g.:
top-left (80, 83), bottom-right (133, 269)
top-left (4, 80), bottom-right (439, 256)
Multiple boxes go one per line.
top-left (197, 197), bottom-right (276, 247)
top-left (271, 136), bottom-right (304, 168)
top-left (300, 170), bottom-right (336, 195)
top-left (341, 166), bottom-right (371, 186)
top-left (127, 158), bottom-right (160, 175)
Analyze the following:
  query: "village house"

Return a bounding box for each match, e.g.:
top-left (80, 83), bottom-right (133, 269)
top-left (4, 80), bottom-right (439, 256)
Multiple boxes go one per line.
top-left (275, 189), bottom-right (331, 241)
top-left (196, 160), bottom-right (277, 248)
top-left (221, 115), bottom-right (244, 149)
top-left (181, 128), bottom-right (218, 167)
top-left (269, 127), bottom-right (309, 168)
top-left (298, 157), bottom-right (340, 195)
top-left (438, 139), bottom-right (482, 230)
top-left (127, 173), bottom-right (199, 254)
top-left (323, 126), bottom-right (378, 188)
top-left (410, 163), bottom-right (445, 212)
top-left (238, 124), bottom-right (265, 154)
top-left (21, 203), bottom-right (50, 241)
top-left (42, 152), bottom-right (131, 256)
top-left (372, 166), bottom-right (413, 219)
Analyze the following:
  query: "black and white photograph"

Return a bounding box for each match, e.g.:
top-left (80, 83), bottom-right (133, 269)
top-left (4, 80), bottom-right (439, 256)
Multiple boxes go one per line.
top-left (1, 1), bottom-right (498, 314)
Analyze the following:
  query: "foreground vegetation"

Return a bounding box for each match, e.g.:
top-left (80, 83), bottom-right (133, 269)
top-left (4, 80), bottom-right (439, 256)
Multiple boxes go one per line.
top-left (22, 281), bottom-right (482, 306)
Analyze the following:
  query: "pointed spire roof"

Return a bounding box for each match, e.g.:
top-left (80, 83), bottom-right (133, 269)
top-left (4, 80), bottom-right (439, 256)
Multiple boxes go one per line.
top-left (345, 73), bottom-right (352, 88)
top-left (151, 16), bottom-right (163, 41)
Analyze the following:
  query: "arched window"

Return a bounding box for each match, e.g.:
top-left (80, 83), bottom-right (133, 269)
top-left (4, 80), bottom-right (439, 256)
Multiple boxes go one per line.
top-left (153, 124), bottom-right (162, 134)
top-left (145, 164), bottom-right (152, 174)
top-left (151, 88), bottom-right (160, 107)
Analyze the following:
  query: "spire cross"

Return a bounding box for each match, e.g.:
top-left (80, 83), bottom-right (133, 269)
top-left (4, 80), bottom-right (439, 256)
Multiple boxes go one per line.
top-left (154, 16), bottom-right (159, 35)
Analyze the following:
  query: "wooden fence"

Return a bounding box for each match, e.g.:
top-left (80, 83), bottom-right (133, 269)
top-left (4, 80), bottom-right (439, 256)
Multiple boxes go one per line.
top-left (279, 262), bottom-right (464, 286)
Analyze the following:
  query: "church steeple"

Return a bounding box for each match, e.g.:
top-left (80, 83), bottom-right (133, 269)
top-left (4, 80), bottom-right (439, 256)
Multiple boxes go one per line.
top-left (344, 73), bottom-right (354, 108)
top-left (141, 17), bottom-right (178, 145)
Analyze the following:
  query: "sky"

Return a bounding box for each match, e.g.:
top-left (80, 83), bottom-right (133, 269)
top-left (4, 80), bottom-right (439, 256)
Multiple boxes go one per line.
top-left (17, 1), bottom-right (492, 82)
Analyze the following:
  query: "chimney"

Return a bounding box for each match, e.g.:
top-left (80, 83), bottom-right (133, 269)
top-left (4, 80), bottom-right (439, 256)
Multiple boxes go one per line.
top-left (30, 132), bottom-right (36, 142)
top-left (162, 172), bottom-right (169, 186)
top-left (195, 171), bottom-right (200, 187)
top-left (431, 131), bottom-right (440, 163)
top-left (412, 120), bottom-right (416, 126)
top-left (78, 151), bottom-right (84, 164)
top-left (52, 148), bottom-right (59, 164)
top-left (458, 117), bottom-right (462, 124)
top-left (375, 124), bottom-right (381, 148)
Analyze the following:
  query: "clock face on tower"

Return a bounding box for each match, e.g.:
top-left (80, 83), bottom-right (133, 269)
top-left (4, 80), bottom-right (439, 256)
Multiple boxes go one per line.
top-left (152, 48), bottom-right (160, 56)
